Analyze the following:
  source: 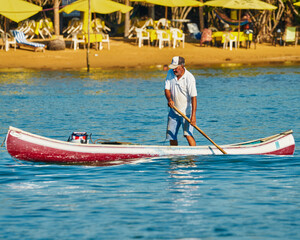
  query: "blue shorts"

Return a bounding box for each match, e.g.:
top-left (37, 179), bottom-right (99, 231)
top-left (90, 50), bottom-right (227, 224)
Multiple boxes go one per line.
top-left (166, 110), bottom-right (194, 140)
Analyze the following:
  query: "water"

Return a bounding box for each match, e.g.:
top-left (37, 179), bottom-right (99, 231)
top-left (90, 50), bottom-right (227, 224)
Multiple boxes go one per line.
top-left (0, 65), bottom-right (299, 239)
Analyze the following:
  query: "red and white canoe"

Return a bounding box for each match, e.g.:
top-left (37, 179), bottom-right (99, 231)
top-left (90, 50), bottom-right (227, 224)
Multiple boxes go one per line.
top-left (6, 126), bottom-right (295, 165)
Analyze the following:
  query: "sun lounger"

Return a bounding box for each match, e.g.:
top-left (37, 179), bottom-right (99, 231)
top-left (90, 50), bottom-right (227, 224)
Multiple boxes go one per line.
top-left (283, 27), bottom-right (298, 46)
top-left (187, 23), bottom-right (201, 40)
top-left (11, 30), bottom-right (46, 52)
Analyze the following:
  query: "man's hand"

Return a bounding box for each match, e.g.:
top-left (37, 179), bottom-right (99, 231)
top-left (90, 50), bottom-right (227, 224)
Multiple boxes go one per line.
top-left (168, 100), bottom-right (175, 108)
top-left (190, 114), bottom-right (196, 126)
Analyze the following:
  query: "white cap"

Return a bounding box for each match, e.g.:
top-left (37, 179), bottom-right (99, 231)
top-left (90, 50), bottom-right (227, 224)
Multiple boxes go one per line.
top-left (168, 56), bottom-right (185, 69)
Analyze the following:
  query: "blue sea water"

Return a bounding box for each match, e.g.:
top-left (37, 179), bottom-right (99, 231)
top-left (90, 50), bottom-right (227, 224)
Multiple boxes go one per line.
top-left (0, 65), bottom-right (299, 239)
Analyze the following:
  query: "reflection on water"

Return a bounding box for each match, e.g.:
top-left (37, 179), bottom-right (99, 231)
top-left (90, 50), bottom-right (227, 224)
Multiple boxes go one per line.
top-left (169, 157), bottom-right (204, 193)
top-left (0, 71), bottom-right (36, 86)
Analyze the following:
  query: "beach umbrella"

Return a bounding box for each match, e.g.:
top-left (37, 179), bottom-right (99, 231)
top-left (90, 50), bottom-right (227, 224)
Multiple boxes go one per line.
top-left (60, 0), bottom-right (133, 15)
top-left (205, 0), bottom-right (277, 47)
top-left (131, 0), bottom-right (204, 19)
top-left (0, 0), bottom-right (42, 50)
top-left (60, 0), bottom-right (132, 72)
top-left (294, 2), bottom-right (300, 6)
top-left (60, 0), bottom-right (133, 33)
top-left (132, 0), bottom-right (203, 7)
top-left (0, 0), bottom-right (42, 23)
top-left (205, 0), bottom-right (277, 10)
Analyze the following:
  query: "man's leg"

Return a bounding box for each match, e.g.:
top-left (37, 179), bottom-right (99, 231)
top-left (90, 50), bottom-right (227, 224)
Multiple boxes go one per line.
top-left (184, 118), bottom-right (196, 146)
top-left (166, 111), bottom-right (181, 146)
top-left (186, 136), bottom-right (196, 146)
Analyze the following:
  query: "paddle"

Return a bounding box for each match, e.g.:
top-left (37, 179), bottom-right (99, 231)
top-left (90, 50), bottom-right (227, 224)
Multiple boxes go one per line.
top-left (171, 105), bottom-right (227, 154)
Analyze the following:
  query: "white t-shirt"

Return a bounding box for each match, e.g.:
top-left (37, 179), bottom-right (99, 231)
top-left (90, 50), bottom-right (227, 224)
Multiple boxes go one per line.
top-left (165, 68), bottom-right (197, 115)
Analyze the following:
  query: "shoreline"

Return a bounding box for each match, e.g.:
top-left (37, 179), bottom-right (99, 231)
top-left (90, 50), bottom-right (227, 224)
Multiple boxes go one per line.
top-left (0, 38), bottom-right (299, 71)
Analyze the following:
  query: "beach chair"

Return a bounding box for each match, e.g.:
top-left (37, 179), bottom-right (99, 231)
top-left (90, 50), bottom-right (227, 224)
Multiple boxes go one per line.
top-left (155, 18), bottom-right (169, 30)
top-left (171, 28), bottom-right (185, 48)
top-left (16, 20), bottom-right (36, 39)
top-left (143, 18), bottom-right (154, 29)
top-left (283, 27), bottom-right (298, 46)
top-left (0, 30), bottom-right (4, 50)
top-left (100, 33), bottom-right (110, 50)
top-left (91, 19), bottom-right (110, 50)
top-left (1, 32), bottom-right (17, 51)
top-left (135, 28), bottom-right (150, 47)
top-left (64, 19), bottom-right (83, 39)
top-left (22, 20), bottom-right (36, 39)
top-left (37, 19), bottom-right (54, 39)
top-left (0, 29), bottom-right (2, 48)
top-left (63, 18), bottom-right (80, 34)
top-left (156, 30), bottom-right (171, 49)
top-left (187, 23), bottom-right (201, 40)
top-left (12, 30), bottom-right (45, 52)
top-left (71, 32), bottom-right (85, 50)
top-left (128, 18), bottom-right (153, 39)
top-left (223, 32), bottom-right (237, 51)
top-left (93, 32), bottom-right (109, 50)
top-left (92, 18), bottom-right (111, 34)
top-left (17, 21), bottom-right (28, 32)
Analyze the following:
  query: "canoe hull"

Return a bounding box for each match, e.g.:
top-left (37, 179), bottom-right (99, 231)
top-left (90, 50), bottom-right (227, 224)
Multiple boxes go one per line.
top-left (6, 127), bottom-right (295, 164)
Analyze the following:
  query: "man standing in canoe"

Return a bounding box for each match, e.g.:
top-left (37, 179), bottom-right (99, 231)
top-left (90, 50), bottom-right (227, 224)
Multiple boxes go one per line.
top-left (165, 56), bottom-right (197, 146)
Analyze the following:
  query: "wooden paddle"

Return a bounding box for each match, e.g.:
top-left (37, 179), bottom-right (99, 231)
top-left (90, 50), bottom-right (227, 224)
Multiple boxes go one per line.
top-left (172, 105), bottom-right (227, 154)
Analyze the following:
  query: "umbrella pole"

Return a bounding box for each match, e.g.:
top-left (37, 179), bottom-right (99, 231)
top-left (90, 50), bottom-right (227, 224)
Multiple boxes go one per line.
top-left (86, 0), bottom-right (91, 72)
top-left (238, 9), bottom-right (241, 48)
top-left (165, 6), bottom-right (168, 19)
top-left (4, 18), bottom-right (7, 47)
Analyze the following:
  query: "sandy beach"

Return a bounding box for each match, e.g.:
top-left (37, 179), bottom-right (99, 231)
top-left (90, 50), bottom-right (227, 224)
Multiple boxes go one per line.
top-left (0, 38), bottom-right (299, 70)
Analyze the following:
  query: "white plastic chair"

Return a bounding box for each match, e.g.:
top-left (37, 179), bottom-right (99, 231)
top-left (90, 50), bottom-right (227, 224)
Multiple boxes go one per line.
top-left (37, 19), bottom-right (53, 39)
top-left (143, 18), bottom-right (154, 29)
top-left (0, 28), bottom-right (5, 49)
top-left (155, 18), bottom-right (169, 30)
top-left (156, 30), bottom-right (170, 49)
top-left (91, 19), bottom-right (110, 50)
top-left (3, 32), bottom-right (16, 51)
top-left (223, 32), bottom-right (237, 50)
top-left (63, 18), bottom-right (80, 34)
top-left (22, 20), bottom-right (35, 39)
top-left (101, 33), bottom-right (110, 50)
top-left (0, 29), bottom-right (4, 50)
top-left (71, 32), bottom-right (85, 50)
top-left (92, 18), bottom-right (102, 33)
top-left (95, 33), bottom-right (110, 50)
top-left (135, 28), bottom-right (150, 47)
top-left (92, 18), bottom-right (111, 34)
top-left (171, 28), bottom-right (185, 48)
top-left (65, 19), bottom-right (83, 39)
top-left (128, 18), bottom-right (153, 39)
top-left (17, 20), bottom-right (28, 32)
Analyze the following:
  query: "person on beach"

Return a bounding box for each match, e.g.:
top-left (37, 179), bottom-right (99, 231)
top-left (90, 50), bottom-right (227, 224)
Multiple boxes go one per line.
top-left (165, 56), bottom-right (197, 146)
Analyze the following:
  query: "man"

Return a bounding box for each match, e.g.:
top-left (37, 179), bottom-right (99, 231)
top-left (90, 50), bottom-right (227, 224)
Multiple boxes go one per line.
top-left (165, 56), bottom-right (197, 146)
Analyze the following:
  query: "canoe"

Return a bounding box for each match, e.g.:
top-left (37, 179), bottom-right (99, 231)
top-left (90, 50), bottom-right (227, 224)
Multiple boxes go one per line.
top-left (6, 126), bottom-right (295, 165)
